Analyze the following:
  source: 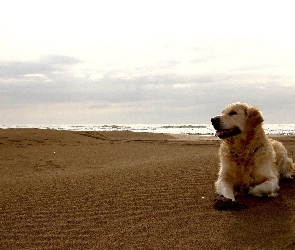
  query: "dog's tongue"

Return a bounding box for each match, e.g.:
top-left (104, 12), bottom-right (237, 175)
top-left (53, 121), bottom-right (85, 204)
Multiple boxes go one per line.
top-left (215, 130), bottom-right (225, 138)
top-left (215, 129), bottom-right (232, 139)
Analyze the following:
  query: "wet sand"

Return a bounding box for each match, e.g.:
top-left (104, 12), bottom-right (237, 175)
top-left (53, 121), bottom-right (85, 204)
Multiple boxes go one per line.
top-left (0, 129), bottom-right (295, 249)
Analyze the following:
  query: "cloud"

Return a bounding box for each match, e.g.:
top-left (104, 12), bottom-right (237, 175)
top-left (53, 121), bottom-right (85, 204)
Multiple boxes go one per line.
top-left (1, 54), bottom-right (295, 124)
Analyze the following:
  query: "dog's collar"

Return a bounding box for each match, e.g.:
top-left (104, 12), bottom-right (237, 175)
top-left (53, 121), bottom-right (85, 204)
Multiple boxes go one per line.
top-left (230, 144), bottom-right (261, 158)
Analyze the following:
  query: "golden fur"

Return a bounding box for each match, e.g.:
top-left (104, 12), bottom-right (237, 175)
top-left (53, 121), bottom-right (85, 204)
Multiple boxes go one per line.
top-left (211, 102), bottom-right (294, 201)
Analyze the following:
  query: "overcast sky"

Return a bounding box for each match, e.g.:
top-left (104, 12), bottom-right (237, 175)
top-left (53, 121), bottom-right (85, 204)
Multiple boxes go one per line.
top-left (1, 0), bottom-right (295, 125)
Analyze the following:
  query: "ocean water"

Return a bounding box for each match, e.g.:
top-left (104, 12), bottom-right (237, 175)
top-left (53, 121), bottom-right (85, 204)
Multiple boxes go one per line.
top-left (1, 124), bottom-right (295, 136)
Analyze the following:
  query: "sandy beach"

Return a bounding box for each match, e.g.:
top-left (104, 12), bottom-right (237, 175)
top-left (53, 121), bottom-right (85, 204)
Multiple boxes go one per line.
top-left (0, 129), bottom-right (295, 249)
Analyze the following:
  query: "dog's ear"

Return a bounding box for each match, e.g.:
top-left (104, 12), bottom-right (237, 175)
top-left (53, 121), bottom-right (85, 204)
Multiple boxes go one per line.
top-left (247, 106), bottom-right (264, 127)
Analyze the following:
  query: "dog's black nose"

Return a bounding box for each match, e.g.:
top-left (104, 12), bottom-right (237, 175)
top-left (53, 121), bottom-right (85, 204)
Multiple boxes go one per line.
top-left (211, 117), bottom-right (220, 125)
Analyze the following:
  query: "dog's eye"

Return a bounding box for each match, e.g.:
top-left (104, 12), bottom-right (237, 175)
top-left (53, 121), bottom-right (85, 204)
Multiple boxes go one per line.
top-left (229, 111), bottom-right (237, 116)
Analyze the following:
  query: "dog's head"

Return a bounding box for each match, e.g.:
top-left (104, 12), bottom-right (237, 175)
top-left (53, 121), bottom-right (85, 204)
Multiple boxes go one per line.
top-left (211, 102), bottom-right (264, 139)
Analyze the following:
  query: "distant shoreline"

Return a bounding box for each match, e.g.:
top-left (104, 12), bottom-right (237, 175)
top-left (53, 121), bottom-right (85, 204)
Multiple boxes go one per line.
top-left (1, 123), bottom-right (295, 136)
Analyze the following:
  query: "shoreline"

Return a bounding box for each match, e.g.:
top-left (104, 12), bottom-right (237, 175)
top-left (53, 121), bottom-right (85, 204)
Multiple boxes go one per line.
top-left (1, 123), bottom-right (295, 137)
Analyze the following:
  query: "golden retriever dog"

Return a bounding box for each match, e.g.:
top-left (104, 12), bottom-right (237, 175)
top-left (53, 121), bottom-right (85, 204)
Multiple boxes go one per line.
top-left (211, 102), bottom-right (294, 201)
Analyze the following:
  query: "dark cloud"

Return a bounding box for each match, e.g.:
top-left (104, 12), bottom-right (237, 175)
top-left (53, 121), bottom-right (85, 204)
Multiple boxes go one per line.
top-left (0, 55), bottom-right (81, 78)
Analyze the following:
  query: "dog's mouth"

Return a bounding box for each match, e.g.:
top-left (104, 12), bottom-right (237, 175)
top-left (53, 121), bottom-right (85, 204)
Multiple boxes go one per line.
top-left (215, 127), bottom-right (241, 139)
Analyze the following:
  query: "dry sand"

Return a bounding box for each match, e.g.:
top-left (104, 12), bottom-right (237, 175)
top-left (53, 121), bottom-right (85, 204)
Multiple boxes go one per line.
top-left (0, 129), bottom-right (295, 249)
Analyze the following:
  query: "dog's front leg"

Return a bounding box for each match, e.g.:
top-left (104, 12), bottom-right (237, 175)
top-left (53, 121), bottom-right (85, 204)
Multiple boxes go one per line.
top-left (215, 178), bottom-right (236, 201)
top-left (248, 176), bottom-right (279, 197)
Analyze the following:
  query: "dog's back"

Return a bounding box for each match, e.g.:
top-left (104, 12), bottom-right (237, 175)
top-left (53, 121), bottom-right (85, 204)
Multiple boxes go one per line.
top-left (270, 139), bottom-right (294, 179)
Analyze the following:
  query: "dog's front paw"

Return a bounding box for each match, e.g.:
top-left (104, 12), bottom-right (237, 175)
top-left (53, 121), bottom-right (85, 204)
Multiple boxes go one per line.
top-left (248, 186), bottom-right (278, 197)
top-left (213, 197), bottom-right (248, 211)
top-left (248, 186), bottom-right (262, 197)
